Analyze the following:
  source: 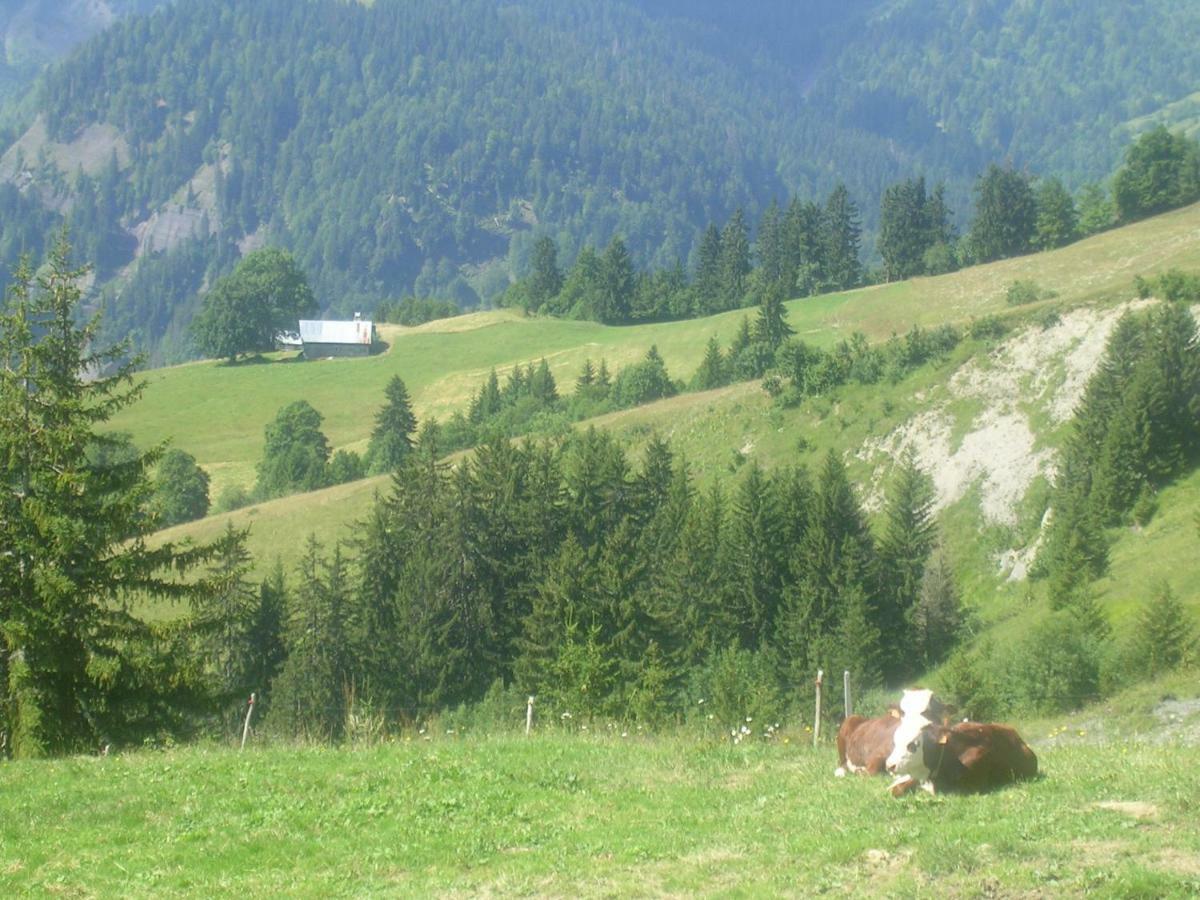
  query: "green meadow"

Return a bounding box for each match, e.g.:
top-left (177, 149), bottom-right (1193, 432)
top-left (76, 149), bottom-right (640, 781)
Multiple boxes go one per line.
top-left (2, 684), bottom-right (1198, 898)
top-left (111, 202), bottom-right (1200, 506)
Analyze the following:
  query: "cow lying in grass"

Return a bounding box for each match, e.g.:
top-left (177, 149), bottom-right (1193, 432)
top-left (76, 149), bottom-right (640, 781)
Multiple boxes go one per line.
top-left (885, 715), bottom-right (1038, 797)
top-left (834, 689), bottom-right (951, 778)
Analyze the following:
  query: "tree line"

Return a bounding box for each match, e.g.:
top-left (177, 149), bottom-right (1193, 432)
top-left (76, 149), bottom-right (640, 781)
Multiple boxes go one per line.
top-left (503, 125), bottom-right (1200, 328)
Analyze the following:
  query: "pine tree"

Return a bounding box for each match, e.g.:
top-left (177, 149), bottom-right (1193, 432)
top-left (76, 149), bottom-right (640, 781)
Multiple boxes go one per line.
top-left (1130, 582), bottom-right (1194, 677)
top-left (755, 199), bottom-right (786, 287)
top-left (516, 533), bottom-right (592, 694)
top-left (0, 235), bottom-right (214, 756)
top-left (910, 544), bottom-right (964, 668)
top-left (527, 235), bottom-right (563, 311)
top-left (729, 462), bottom-right (786, 649)
top-left (753, 279), bottom-right (794, 350)
top-left (875, 452), bottom-right (936, 678)
top-left (878, 176), bottom-right (929, 281)
top-left (968, 164), bottom-right (1037, 263)
top-left (193, 523), bottom-right (260, 732)
top-left (693, 223), bottom-right (723, 313)
top-left (729, 316), bottom-right (753, 358)
top-left (784, 196), bottom-right (823, 295)
top-left (690, 335), bottom-right (728, 391)
top-left (820, 184), bottom-right (862, 291)
top-left (366, 375), bottom-right (418, 474)
top-left (528, 358), bottom-right (559, 405)
top-left (719, 208), bottom-right (751, 307)
top-left (597, 235), bottom-right (635, 324)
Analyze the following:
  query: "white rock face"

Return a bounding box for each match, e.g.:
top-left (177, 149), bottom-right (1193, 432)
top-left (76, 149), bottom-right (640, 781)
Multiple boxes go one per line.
top-left (858, 300), bottom-right (1159, 575)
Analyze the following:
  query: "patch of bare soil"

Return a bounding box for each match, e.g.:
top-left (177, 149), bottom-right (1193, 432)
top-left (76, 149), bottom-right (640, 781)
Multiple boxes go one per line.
top-left (1093, 801), bottom-right (1160, 821)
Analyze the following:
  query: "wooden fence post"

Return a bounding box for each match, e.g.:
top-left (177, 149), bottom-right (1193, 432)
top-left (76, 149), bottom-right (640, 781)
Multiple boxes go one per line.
top-left (844, 669), bottom-right (853, 719)
top-left (525, 695), bottom-right (535, 736)
top-left (240, 692), bottom-right (256, 751)
top-left (813, 670), bottom-right (824, 747)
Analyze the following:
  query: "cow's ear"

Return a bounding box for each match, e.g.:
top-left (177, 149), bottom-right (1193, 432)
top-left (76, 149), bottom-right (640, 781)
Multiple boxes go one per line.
top-left (937, 732), bottom-right (950, 745)
top-left (888, 707), bottom-right (900, 719)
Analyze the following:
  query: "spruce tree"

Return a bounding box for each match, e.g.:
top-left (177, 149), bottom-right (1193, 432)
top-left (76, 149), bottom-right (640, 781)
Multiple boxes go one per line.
top-left (910, 544), bottom-right (964, 668)
top-left (968, 164), bottom-right (1037, 263)
top-left (875, 452), bottom-right (936, 677)
top-left (719, 208), bottom-right (752, 307)
top-left (527, 235), bottom-right (563, 311)
top-left (0, 236), bottom-right (214, 756)
top-left (366, 375), bottom-right (418, 474)
top-left (878, 176), bottom-right (929, 281)
top-left (693, 223), bottom-right (723, 314)
top-left (755, 199), bottom-right (786, 287)
top-left (784, 196), bottom-right (823, 295)
top-left (820, 184), bottom-right (862, 291)
top-left (753, 279), bottom-right (794, 350)
top-left (690, 336), bottom-right (728, 391)
top-left (729, 462), bottom-right (786, 649)
top-left (597, 235), bottom-right (635, 324)
top-left (193, 523), bottom-right (260, 732)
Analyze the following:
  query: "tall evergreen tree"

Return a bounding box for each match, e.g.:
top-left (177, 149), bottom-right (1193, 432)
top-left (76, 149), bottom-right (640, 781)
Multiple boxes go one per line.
top-left (597, 235), bottom-right (635, 324)
top-left (910, 543), bottom-right (964, 669)
top-left (875, 452), bottom-right (936, 678)
top-left (366, 375), bottom-right (418, 474)
top-left (755, 198), bottom-right (786, 288)
top-left (693, 223), bottom-right (723, 314)
top-left (729, 462), bottom-right (786, 649)
top-left (1, 236), bottom-right (213, 756)
top-left (968, 164), bottom-right (1037, 263)
top-left (783, 196), bottom-right (823, 296)
top-left (526, 235), bottom-right (563, 311)
top-left (1129, 582), bottom-right (1194, 678)
top-left (878, 176), bottom-right (930, 281)
top-left (820, 184), bottom-right (862, 291)
top-left (753, 279), bottom-right (794, 350)
top-left (690, 335), bottom-right (728, 391)
top-left (719, 208), bottom-right (752, 307)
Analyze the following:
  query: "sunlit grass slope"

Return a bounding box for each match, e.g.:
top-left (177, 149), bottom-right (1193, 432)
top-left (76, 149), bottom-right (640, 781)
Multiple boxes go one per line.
top-left (111, 202), bottom-right (1200, 507)
top-left (1, 720), bottom-right (1197, 897)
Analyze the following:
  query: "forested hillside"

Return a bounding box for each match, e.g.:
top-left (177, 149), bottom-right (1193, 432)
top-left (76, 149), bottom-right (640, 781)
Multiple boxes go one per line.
top-left (0, 1), bottom-right (165, 110)
top-left (1, 0), bottom-right (1198, 363)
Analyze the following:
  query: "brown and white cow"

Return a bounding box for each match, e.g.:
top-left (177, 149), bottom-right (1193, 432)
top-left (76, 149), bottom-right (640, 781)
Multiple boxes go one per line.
top-left (834, 688), bottom-right (950, 778)
top-left (885, 717), bottom-right (1038, 797)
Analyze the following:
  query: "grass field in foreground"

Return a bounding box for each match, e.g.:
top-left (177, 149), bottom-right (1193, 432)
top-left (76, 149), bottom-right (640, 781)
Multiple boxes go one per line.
top-left (1, 722), bottom-right (1197, 897)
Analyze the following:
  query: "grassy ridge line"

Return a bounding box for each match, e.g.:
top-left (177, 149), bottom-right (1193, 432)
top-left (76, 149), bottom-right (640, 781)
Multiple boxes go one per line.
top-left (110, 202), bottom-right (1200, 506)
top-left (0, 728), bottom-right (1196, 896)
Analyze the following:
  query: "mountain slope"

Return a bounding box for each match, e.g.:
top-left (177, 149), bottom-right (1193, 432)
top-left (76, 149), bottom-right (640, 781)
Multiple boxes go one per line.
top-left (3, 0), bottom-right (1200, 362)
top-left (130, 204), bottom-right (1200, 638)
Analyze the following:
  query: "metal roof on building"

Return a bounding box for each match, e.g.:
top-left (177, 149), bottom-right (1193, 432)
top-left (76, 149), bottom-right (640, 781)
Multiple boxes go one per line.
top-left (298, 319), bottom-right (373, 345)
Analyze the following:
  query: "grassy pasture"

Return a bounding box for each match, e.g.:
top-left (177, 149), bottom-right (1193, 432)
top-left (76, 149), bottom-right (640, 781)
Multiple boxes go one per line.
top-left (1, 721), bottom-right (1197, 897)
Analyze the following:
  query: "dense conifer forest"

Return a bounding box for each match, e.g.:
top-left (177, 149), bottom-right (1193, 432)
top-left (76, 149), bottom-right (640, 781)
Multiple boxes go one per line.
top-left (0, 0), bottom-right (1198, 360)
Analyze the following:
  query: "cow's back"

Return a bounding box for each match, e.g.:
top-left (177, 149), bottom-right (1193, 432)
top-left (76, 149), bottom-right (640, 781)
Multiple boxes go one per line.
top-left (941, 722), bottom-right (1037, 792)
